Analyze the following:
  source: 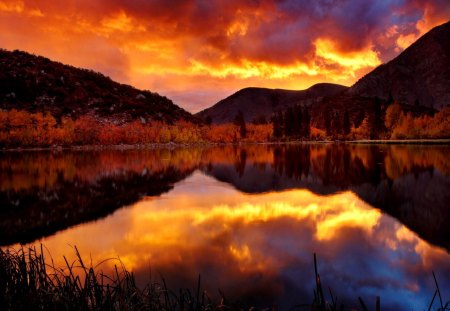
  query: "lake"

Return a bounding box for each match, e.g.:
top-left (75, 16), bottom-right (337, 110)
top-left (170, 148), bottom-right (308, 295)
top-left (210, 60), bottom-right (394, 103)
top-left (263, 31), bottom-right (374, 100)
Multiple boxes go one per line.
top-left (1, 144), bottom-right (449, 310)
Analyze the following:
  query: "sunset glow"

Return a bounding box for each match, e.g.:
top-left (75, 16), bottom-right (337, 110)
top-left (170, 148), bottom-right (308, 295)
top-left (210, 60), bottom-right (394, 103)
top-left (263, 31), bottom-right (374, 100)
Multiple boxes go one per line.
top-left (11, 172), bottom-right (449, 308)
top-left (1, 0), bottom-right (449, 112)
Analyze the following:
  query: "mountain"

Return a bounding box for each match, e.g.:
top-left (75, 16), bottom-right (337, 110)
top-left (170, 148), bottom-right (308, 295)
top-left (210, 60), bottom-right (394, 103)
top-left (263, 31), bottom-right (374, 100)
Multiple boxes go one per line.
top-left (348, 21), bottom-right (450, 110)
top-left (196, 83), bottom-right (348, 124)
top-left (0, 49), bottom-right (196, 124)
top-left (198, 22), bottom-right (450, 127)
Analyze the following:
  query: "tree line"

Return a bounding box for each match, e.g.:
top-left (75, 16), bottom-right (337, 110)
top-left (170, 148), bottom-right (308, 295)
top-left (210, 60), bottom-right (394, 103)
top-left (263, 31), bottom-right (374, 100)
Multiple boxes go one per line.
top-left (0, 109), bottom-right (272, 147)
top-left (0, 102), bottom-right (449, 147)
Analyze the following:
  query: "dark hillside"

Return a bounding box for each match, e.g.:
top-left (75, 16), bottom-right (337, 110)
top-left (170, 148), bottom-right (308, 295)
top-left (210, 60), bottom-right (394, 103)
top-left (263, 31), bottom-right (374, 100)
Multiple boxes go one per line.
top-left (196, 83), bottom-right (347, 124)
top-left (0, 49), bottom-right (196, 124)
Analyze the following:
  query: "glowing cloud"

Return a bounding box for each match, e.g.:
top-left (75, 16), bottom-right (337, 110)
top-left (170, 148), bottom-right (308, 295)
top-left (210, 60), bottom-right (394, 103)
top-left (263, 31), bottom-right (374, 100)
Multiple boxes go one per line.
top-left (314, 38), bottom-right (381, 77)
top-left (0, 0), bottom-right (449, 111)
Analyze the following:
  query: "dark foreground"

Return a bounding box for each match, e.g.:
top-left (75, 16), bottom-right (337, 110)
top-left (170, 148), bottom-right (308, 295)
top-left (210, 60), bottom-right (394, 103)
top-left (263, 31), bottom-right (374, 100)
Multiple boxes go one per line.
top-left (0, 247), bottom-right (448, 311)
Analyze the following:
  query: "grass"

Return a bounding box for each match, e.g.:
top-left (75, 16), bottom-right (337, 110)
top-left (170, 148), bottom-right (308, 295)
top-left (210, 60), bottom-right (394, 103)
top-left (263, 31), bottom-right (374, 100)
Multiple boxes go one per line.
top-left (0, 247), bottom-right (449, 311)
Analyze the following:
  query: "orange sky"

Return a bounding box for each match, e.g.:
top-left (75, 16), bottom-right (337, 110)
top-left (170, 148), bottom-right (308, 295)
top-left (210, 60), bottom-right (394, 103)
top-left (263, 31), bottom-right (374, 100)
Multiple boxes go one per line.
top-left (0, 0), bottom-right (449, 112)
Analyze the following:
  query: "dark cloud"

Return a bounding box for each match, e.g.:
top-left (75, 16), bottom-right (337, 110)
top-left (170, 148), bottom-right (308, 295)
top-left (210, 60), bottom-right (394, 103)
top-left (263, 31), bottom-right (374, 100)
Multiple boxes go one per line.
top-left (1, 0), bottom-right (449, 110)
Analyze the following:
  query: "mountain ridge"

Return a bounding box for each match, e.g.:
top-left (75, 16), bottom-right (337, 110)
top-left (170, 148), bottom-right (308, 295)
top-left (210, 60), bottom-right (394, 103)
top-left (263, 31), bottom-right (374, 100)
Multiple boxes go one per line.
top-left (197, 21), bottom-right (450, 125)
top-left (196, 83), bottom-right (348, 124)
top-left (0, 49), bottom-right (196, 124)
top-left (348, 21), bottom-right (450, 110)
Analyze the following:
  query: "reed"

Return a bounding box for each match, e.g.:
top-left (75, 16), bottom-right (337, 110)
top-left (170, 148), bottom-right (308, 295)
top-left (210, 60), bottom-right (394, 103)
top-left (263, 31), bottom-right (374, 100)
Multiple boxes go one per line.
top-left (0, 247), bottom-right (448, 310)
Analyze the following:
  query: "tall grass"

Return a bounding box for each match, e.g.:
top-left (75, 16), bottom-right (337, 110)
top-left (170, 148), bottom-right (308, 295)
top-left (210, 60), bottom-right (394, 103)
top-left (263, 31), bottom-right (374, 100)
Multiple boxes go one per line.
top-left (0, 246), bottom-right (219, 310)
top-left (0, 247), bottom-right (448, 310)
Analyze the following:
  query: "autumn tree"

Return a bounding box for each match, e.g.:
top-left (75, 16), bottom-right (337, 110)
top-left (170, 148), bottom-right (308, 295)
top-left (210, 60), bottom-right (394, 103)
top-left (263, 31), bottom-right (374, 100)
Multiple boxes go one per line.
top-left (385, 102), bottom-right (402, 135)
top-left (74, 115), bottom-right (99, 144)
top-left (351, 115), bottom-right (370, 139)
top-left (233, 110), bottom-right (247, 139)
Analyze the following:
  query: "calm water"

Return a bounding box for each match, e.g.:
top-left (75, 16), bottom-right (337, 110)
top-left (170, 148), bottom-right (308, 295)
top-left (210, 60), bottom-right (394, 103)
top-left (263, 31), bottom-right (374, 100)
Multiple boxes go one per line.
top-left (1, 144), bottom-right (449, 310)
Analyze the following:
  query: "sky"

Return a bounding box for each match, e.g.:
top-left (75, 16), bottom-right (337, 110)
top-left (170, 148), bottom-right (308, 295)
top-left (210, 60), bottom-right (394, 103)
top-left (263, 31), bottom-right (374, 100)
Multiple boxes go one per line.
top-left (0, 0), bottom-right (449, 113)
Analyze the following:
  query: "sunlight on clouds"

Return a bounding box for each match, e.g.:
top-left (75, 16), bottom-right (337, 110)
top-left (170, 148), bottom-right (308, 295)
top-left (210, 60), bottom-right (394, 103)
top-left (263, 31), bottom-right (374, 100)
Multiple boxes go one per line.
top-left (0, 0), bottom-right (23, 13)
top-left (0, 0), bottom-right (448, 111)
top-left (315, 38), bottom-right (381, 75)
top-left (395, 5), bottom-right (448, 52)
top-left (101, 11), bottom-right (146, 34)
top-left (395, 225), bottom-right (449, 270)
top-left (226, 18), bottom-right (249, 37)
top-left (189, 59), bottom-right (319, 79)
top-left (396, 33), bottom-right (419, 50)
top-left (315, 201), bottom-right (380, 241)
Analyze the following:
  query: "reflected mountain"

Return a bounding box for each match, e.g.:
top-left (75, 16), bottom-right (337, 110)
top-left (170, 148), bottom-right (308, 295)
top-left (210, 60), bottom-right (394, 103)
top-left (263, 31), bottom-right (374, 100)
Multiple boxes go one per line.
top-left (0, 149), bottom-right (202, 245)
top-left (201, 144), bottom-right (450, 250)
top-left (0, 144), bottom-right (449, 251)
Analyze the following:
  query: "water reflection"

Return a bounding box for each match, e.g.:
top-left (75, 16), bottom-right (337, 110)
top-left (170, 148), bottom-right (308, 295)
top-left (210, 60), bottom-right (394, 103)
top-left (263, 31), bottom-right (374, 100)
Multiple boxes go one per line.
top-left (0, 149), bottom-right (201, 244)
top-left (1, 144), bottom-right (449, 310)
top-left (8, 172), bottom-right (450, 310)
top-left (202, 144), bottom-right (450, 250)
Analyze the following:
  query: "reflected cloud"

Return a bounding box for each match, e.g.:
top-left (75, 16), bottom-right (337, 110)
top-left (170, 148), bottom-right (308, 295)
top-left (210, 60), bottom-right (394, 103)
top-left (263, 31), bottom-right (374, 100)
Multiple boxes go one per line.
top-left (1, 144), bottom-right (449, 250)
top-left (10, 172), bottom-right (449, 310)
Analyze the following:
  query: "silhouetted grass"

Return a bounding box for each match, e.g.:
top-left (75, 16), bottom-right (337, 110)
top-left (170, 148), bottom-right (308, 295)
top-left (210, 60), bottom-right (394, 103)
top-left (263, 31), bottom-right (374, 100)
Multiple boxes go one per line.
top-left (0, 247), bottom-right (448, 310)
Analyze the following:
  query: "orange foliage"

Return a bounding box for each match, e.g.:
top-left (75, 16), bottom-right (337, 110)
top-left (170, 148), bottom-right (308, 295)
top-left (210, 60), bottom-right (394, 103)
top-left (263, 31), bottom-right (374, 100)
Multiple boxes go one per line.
top-left (385, 103), bottom-right (402, 131)
top-left (1, 107), bottom-right (448, 148)
top-left (350, 117), bottom-right (371, 140)
top-left (391, 108), bottom-right (450, 139)
top-left (246, 124), bottom-right (272, 142)
top-left (202, 124), bottom-right (239, 143)
top-left (310, 126), bottom-right (326, 140)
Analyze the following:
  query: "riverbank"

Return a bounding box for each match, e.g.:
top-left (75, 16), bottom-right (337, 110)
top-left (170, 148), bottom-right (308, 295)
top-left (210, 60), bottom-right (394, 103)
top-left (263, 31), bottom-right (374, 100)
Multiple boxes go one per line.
top-left (347, 139), bottom-right (450, 145)
top-left (1, 139), bottom-right (449, 152)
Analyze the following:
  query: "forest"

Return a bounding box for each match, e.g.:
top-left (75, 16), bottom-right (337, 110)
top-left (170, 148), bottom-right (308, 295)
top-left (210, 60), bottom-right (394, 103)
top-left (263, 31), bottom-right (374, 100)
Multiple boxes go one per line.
top-left (0, 103), bottom-right (449, 147)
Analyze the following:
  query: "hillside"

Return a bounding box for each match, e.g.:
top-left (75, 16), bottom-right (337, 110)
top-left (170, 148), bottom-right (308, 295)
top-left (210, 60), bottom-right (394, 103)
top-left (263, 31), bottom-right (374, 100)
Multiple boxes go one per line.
top-left (0, 49), bottom-right (195, 124)
top-left (349, 21), bottom-right (450, 110)
top-left (198, 22), bottom-right (450, 133)
top-left (196, 83), bottom-right (347, 124)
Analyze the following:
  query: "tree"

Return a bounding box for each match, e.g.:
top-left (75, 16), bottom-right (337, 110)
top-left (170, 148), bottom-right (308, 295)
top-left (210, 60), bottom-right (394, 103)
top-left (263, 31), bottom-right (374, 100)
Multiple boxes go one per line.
top-left (385, 103), bottom-right (402, 133)
top-left (368, 99), bottom-right (383, 139)
top-left (284, 107), bottom-right (295, 137)
top-left (387, 92), bottom-right (394, 105)
top-left (342, 109), bottom-right (351, 136)
top-left (272, 111), bottom-right (283, 138)
top-left (301, 107), bottom-right (311, 138)
top-left (324, 109), bottom-right (331, 137)
top-left (293, 105), bottom-right (302, 136)
top-left (233, 110), bottom-right (247, 139)
top-left (333, 111), bottom-right (341, 137)
top-left (252, 114), bottom-right (267, 125)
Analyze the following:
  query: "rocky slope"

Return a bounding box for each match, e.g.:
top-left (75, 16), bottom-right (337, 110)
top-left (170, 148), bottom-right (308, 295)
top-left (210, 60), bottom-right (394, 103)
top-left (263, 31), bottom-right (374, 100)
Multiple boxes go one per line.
top-left (0, 49), bottom-right (196, 124)
top-left (196, 83), bottom-right (347, 124)
top-left (198, 22), bottom-right (450, 128)
top-left (349, 21), bottom-right (450, 110)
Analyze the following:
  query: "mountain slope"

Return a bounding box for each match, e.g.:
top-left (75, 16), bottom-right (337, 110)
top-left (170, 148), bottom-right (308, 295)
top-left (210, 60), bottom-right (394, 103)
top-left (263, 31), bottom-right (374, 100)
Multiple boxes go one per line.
top-left (196, 83), bottom-right (348, 124)
top-left (0, 49), bottom-right (195, 124)
top-left (198, 22), bottom-right (450, 128)
top-left (349, 21), bottom-right (450, 110)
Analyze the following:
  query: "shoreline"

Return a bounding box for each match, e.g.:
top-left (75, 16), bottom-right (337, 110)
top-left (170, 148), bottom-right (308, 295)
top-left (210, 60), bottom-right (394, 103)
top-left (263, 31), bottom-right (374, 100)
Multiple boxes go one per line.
top-left (347, 139), bottom-right (450, 145)
top-left (1, 139), bottom-right (449, 152)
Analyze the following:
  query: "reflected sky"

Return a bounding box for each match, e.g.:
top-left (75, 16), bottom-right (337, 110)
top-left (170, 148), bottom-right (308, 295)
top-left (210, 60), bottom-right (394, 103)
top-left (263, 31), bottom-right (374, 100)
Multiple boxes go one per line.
top-left (12, 171), bottom-right (450, 310)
